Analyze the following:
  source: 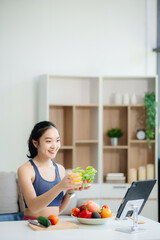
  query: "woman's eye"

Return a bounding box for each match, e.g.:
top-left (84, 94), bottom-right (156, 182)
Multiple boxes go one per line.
top-left (46, 141), bottom-right (51, 143)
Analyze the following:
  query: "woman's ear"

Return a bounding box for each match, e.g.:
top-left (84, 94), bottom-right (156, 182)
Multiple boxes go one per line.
top-left (32, 140), bottom-right (38, 148)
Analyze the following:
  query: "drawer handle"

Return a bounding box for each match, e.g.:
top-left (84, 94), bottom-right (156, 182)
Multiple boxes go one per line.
top-left (113, 186), bottom-right (127, 189)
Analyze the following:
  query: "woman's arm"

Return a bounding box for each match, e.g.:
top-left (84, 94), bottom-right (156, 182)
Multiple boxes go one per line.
top-left (59, 191), bottom-right (73, 214)
top-left (58, 166), bottom-right (91, 214)
top-left (58, 165), bottom-right (80, 214)
top-left (59, 186), bottom-right (91, 214)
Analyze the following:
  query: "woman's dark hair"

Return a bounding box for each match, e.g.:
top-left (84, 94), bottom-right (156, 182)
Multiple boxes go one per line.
top-left (27, 121), bottom-right (57, 159)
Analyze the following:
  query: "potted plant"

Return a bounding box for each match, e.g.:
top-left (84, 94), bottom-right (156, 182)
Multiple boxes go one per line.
top-left (144, 92), bottom-right (157, 150)
top-left (107, 128), bottom-right (123, 146)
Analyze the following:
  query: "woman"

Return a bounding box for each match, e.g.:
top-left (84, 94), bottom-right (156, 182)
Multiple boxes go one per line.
top-left (18, 121), bottom-right (86, 220)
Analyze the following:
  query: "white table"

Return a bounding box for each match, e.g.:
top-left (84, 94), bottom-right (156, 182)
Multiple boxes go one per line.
top-left (0, 216), bottom-right (160, 240)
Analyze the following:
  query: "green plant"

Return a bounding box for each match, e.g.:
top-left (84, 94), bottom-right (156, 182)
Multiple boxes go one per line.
top-left (144, 92), bottom-right (156, 150)
top-left (107, 128), bottom-right (123, 138)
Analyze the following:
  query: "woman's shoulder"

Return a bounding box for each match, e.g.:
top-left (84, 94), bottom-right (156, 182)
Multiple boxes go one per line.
top-left (17, 160), bottom-right (33, 176)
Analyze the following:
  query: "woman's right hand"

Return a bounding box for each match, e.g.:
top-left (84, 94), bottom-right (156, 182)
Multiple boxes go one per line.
top-left (59, 173), bottom-right (82, 191)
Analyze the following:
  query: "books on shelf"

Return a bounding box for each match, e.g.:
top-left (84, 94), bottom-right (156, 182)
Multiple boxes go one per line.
top-left (106, 172), bottom-right (126, 183)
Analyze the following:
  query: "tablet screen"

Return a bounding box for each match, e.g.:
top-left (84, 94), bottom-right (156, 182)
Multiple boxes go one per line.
top-left (116, 179), bottom-right (156, 219)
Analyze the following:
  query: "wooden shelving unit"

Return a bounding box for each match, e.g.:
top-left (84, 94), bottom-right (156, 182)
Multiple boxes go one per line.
top-left (38, 75), bottom-right (158, 183)
top-left (38, 74), bottom-right (158, 220)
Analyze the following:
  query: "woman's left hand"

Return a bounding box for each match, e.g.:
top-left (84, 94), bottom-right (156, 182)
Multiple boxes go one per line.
top-left (67, 184), bottom-right (91, 194)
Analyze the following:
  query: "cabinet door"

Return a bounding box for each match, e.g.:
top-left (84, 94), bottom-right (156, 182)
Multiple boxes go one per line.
top-left (141, 200), bottom-right (158, 221)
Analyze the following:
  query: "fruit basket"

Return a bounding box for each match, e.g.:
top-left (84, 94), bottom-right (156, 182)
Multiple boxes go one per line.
top-left (71, 201), bottom-right (113, 225)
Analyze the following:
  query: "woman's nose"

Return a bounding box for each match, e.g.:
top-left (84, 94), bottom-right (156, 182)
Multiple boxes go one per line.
top-left (51, 141), bottom-right (56, 148)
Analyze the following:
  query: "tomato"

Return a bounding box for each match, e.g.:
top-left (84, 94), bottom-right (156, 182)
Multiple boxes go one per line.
top-left (72, 208), bottom-right (80, 216)
top-left (79, 205), bottom-right (87, 211)
top-left (102, 205), bottom-right (109, 209)
top-left (48, 215), bottom-right (59, 225)
top-left (87, 180), bottom-right (91, 183)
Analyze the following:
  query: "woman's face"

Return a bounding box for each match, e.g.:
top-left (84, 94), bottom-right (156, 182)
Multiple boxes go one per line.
top-left (34, 127), bottom-right (61, 159)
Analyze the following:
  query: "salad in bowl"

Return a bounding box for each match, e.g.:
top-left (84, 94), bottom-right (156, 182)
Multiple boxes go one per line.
top-left (72, 166), bottom-right (97, 187)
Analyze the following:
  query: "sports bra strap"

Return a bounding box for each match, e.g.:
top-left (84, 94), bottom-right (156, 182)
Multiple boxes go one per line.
top-left (52, 161), bottom-right (61, 180)
top-left (29, 159), bottom-right (39, 174)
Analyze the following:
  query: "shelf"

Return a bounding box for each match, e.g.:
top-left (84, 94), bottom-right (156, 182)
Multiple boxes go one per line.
top-left (50, 104), bottom-right (99, 107)
top-left (75, 140), bottom-right (98, 143)
top-left (103, 146), bottom-right (128, 149)
top-left (103, 105), bottom-right (128, 107)
top-left (103, 104), bottom-right (143, 107)
top-left (75, 104), bottom-right (99, 107)
top-left (129, 104), bottom-right (144, 108)
top-left (60, 146), bottom-right (73, 149)
top-left (50, 104), bottom-right (73, 107)
top-left (130, 140), bottom-right (155, 144)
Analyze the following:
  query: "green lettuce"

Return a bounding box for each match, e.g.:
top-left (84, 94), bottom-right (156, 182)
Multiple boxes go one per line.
top-left (72, 166), bottom-right (97, 183)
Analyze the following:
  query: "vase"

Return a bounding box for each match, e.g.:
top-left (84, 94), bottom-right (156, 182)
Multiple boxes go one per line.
top-left (123, 93), bottom-right (129, 105)
top-left (115, 93), bottom-right (122, 104)
top-left (111, 137), bottom-right (118, 146)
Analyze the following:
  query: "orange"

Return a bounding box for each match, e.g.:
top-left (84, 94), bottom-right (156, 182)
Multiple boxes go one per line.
top-left (100, 207), bottom-right (112, 218)
top-left (48, 215), bottom-right (59, 225)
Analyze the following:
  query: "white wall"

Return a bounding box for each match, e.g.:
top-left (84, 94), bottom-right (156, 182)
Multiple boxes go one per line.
top-left (0, 0), bottom-right (157, 172)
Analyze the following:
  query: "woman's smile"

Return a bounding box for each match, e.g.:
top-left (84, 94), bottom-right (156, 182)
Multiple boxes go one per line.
top-left (48, 150), bottom-right (56, 154)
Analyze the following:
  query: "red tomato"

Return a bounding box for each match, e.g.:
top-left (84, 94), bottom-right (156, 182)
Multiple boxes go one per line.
top-left (72, 208), bottom-right (80, 216)
top-left (79, 205), bottom-right (87, 211)
top-left (102, 205), bottom-right (109, 209)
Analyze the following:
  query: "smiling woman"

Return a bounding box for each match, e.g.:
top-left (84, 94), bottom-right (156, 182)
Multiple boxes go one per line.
top-left (17, 121), bottom-right (87, 220)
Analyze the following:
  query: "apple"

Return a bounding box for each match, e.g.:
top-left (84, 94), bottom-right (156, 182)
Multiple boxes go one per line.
top-left (85, 200), bottom-right (100, 213)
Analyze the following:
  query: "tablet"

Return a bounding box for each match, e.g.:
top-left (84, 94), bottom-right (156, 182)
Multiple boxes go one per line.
top-left (116, 179), bottom-right (156, 219)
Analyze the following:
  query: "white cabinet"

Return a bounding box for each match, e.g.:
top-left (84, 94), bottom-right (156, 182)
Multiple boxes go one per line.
top-left (141, 200), bottom-right (158, 221)
top-left (38, 74), bottom-right (158, 221)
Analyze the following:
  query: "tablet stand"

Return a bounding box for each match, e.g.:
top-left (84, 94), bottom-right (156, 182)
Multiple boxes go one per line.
top-left (116, 204), bottom-right (145, 234)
